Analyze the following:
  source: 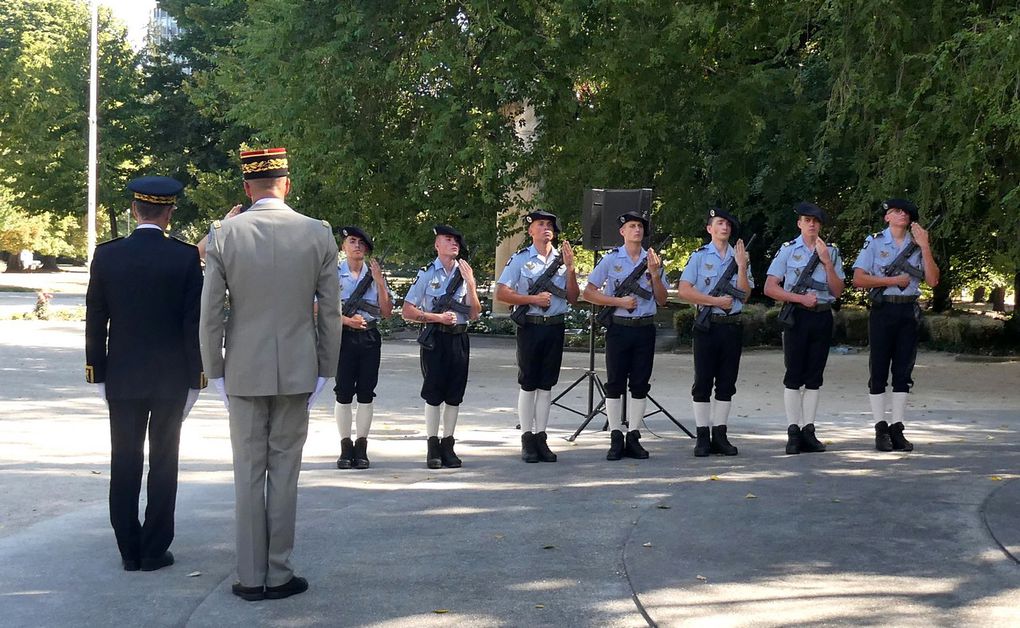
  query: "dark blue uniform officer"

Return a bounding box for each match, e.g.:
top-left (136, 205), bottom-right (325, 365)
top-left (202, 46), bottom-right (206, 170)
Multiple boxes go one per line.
top-left (764, 202), bottom-right (845, 454)
top-left (583, 211), bottom-right (668, 461)
top-left (496, 211), bottom-right (579, 463)
top-left (852, 199), bottom-right (940, 452)
top-left (85, 176), bottom-right (205, 572)
top-left (677, 208), bottom-right (753, 457)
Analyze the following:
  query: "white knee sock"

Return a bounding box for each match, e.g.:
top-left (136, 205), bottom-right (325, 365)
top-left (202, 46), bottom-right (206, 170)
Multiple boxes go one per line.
top-left (355, 402), bottom-right (373, 438)
top-left (425, 404), bottom-right (441, 438)
top-left (869, 393), bottom-right (887, 424)
top-left (534, 389), bottom-right (553, 432)
top-left (712, 400), bottom-right (732, 427)
top-left (628, 397), bottom-right (647, 432)
top-left (517, 389), bottom-right (537, 433)
top-left (335, 402), bottom-right (353, 439)
top-left (891, 392), bottom-right (908, 425)
top-left (692, 401), bottom-right (711, 428)
top-left (783, 388), bottom-right (804, 427)
top-left (442, 404), bottom-right (459, 437)
top-left (803, 389), bottom-right (820, 426)
top-left (605, 397), bottom-right (623, 432)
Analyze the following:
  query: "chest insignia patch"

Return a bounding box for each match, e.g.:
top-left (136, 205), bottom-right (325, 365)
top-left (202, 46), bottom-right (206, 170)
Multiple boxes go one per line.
top-left (880, 250), bottom-right (890, 259)
top-left (613, 265), bottom-right (623, 273)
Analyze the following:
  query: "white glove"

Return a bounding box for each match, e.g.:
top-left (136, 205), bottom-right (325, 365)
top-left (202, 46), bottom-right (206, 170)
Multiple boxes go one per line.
top-left (97, 383), bottom-right (107, 404)
top-left (307, 376), bottom-right (328, 410)
top-left (183, 388), bottom-right (200, 420)
top-left (211, 377), bottom-right (229, 410)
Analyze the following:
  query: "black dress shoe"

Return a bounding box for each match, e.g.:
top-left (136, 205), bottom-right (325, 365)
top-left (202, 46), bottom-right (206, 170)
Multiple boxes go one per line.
top-left (140, 551), bottom-right (174, 572)
top-left (232, 581), bottom-right (265, 602)
top-left (265, 576), bottom-right (308, 600)
top-left (122, 558), bottom-right (140, 572)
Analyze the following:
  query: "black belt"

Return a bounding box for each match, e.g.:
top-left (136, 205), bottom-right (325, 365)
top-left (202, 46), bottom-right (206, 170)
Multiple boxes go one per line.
top-left (875, 295), bottom-right (918, 304)
top-left (612, 315), bottom-right (655, 327)
top-left (344, 319), bottom-right (378, 332)
top-left (710, 313), bottom-right (743, 324)
top-left (436, 323), bottom-right (468, 334)
top-left (796, 303), bottom-right (833, 312)
top-left (525, 314), bottom-right (565, 326)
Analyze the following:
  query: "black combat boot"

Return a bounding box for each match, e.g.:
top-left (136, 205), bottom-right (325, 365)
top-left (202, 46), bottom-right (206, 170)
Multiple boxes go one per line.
top-left (440, 435), bottom-right (462, 468)
top-left (336, 438), bottom-right (354, 469)
top-left (800, 423), bottom-right (826, 453)
top-left (624, 430), bottom-right (649, 459)
top-left (534, 431), bottom-right (558, 462)
top-left (606, 430), bottom-right (625, 461)
top-left (711, 425), bottom-right (738, 456)
top-left (785, 425), bottom-right (801, 455)
top-left (889, 422), bottom-right (914, 451)
top-left (521, 432), bottom-right (539, 463)
top-left (426, 436), bottom-right (442, 469)
top-left (874, 421), bottom-right (893, 452)
top-left (694, 427), bottom-right (711, 457)
top-left (352, 437), bottom-right (370, 469)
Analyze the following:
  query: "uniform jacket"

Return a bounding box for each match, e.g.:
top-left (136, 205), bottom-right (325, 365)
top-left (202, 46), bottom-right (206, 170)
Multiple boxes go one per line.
top-left (85, 226), bottom-right (204, 399)
top-left (766, 235), bottom-right (844, 304)
top-left (497, 244), bottom-right (571, 317)
top-left (200, 197), bottom-right (341, 396)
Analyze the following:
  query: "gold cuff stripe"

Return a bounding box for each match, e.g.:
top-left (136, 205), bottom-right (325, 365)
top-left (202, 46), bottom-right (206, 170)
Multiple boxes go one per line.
top-left (241, 158), bottom-right (289, 174)
top-left (134, 192), bottom-right (176, 204)
top-left (85, 365), bottom-right (95, 383)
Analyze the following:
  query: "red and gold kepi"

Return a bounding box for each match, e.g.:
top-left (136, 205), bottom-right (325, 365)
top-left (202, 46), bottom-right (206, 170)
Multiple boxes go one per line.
top-left (240, 147), bottom-right (289, 180)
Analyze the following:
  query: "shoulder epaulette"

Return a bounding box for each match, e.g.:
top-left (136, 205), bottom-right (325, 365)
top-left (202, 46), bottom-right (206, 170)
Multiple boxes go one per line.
top-left (608, 247), bottom-right (620, 254)
top-left (830, 243), bottom-right (839, 250)
top-left (870, 231), bottom-right (881, 239)
top-left (419, 265), bottom-right (429, 272)
top-left (170, 235), bottom-right (197, 248)
top-left (321, 219), bottom-right (331, 229)
top-left (782, 239), bottom-right (796, 247)
top-left (96, 237), bottom-right (123, 247)
top-left (212, 220), bottom-right (222, 230)
top-left (694, 244), bottom-right (708, 253)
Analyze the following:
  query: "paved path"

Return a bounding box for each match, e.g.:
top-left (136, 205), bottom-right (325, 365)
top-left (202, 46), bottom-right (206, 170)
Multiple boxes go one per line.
top-left (0, 320), bottom-right (1017, 627)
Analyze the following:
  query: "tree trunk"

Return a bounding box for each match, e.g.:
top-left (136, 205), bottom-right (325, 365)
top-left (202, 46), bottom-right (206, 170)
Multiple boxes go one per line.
top-left (107, 206), bottom-right (120, 239)
top-left (4, 255), bottom-right (26, 273)
top-left (931, 277), bottom-right (953, 312)
top-left (990, 286), bottom-right (1006, 312)
top-left (39, 254), bottom-right (60, 271)
top-left (1014, 270), bottom-right (1020, 313)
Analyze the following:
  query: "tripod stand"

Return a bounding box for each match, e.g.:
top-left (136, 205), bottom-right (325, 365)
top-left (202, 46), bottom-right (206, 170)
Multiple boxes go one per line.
top-left (554, 302), bottom-right (695, 441)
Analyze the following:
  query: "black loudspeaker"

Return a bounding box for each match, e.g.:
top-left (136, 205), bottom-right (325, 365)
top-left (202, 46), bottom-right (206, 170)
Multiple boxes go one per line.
top-left (581, 188), bottom-right (653, 250)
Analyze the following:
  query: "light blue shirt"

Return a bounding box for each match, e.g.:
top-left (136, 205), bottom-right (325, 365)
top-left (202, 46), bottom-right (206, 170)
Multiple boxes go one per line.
top-left (766, 235), bottom-right (844, 304)
top-left (497, 244), bottom-right (570, 316)
top-left (338, 260), bottom-right (391, 322)
top-left (404, 257), bottom-right (471, 324)
top-left (587, 247), bottom-right (666, 318)
top-left (679, 242), bottom-right (755, 315)
top-left (852, 228), bottom-right (925, 297)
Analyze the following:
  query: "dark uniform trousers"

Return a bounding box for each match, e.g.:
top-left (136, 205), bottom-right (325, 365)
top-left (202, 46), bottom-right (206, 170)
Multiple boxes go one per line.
top-left (516, 323), bottom-right (565, 391)
top-left (782, 309), bottom-right (833, 390)
top-left (692, 323), bottom-right (743, 402)
top-left (421, 331), bottom-right (470, 406)
top-left (107, 396), bottom-right (186, 563)
top-left (334, 327), bottom-right (382, 404)
top-left (868, 302), bottom-right (919, 394)
top-left (604, 324), bottom-right (656, 399)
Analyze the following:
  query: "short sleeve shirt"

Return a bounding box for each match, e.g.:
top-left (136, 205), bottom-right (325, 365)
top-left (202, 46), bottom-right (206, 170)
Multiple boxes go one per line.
top-left (497, 244), bottom-right (570, 316)
top-left (679, 242), bottom-right (755, 315)
top-left (404, 257), bottom-right (471, 324)
top-left (586, 247), bottom-right (666, 318)
top-left (338, 260), bottom-right (391, 322)
top-left (852, 228), bottom-right (925, 297)
top-left (765, 235), bottom-right (845, 304)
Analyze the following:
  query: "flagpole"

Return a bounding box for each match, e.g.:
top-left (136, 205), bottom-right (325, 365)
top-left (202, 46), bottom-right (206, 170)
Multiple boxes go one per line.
top-left (86, 0), bottom-right (98, 264)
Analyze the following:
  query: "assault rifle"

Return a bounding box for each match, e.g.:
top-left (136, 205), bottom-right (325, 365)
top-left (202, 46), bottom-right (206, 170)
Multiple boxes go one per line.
top-left (342, 247), bottom-right (390, 319)
top-left (595, 260), bottom-right (652, 329)
top-left (416, 262), bottom-right (472, 350)
top-left (510, 256), bottom-right (566, 327)
top-left (693, 234), bottom-right (756, 332)
top-left (776, 247), bottom-right (826, 329)
top-left (868, 215), bottom-right (941, 304)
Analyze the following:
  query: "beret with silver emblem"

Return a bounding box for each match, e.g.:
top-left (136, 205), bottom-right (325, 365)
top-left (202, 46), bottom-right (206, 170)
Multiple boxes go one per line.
top-left (882, 198), bottom-right (918, 222)
top-left (706, 207), bottom-right (740, 233)
top-left (338, 225), bottom-right (373, 252)
top-left (794, 201), bottom-right (826, 224)
top-left (524, 210), bottom-right (561, 233)
top-left (127, 176), bottom-right (183, 206)
top-left (617, 211), bottom-right (649, 230)
top-left (433, 224), bottom-right (467, 256)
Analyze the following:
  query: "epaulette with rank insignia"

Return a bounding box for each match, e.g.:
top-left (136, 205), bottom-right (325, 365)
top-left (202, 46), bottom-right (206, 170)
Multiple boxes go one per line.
top-left (321, 220), bottom-right (331, 229)
top-left (95, 237), bottom-right (123, 248)
top-left (170, 235), bottom-right (197, 248)
top-left (782, 239), bottom-right (796, 247)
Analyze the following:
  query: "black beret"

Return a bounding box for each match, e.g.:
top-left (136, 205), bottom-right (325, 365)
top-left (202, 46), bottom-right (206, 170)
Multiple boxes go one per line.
top-left (524, 210), bottom-right (561, 233)
top-left (127, 176), bottom-right (184, 206)
top-left (882, 198), bottom-right (919, 221)
top-left (433, 224), bottom-right (467, 255)
top-left (338, 226), bottom-right (373, 252)
top-left (617, 211), bottom-right (649, 230)
top-left (794, 201), bottom-right (826, 224)
top-left (707, 207), bottom-right (740, 233)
